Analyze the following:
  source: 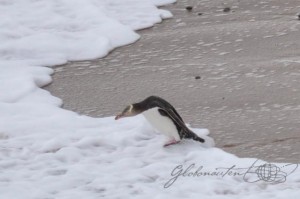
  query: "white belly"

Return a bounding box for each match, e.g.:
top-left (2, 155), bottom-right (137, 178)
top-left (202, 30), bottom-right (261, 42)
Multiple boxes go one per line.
top-left (142, 107), bottom-right (180, 141)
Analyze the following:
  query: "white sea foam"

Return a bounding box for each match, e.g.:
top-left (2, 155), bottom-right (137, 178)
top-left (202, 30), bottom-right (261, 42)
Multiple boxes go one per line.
top-left (0, 0), bottom-right (299, 198)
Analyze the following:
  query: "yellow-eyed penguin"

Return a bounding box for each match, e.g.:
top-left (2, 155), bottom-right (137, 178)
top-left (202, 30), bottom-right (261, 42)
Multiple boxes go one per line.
top-left (115, 96), bottom-right (205, 146)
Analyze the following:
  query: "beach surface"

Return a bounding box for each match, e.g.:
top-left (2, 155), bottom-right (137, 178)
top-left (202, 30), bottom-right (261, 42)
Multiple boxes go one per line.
top-left (46, 0), bottom-right (300, 163)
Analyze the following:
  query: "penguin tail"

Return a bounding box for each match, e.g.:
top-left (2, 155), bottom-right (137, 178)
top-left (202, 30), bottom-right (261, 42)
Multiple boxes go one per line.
top-left (185, 130), bottom-right (205, 143)
top-left (192, 135), bottom-right (205, 143)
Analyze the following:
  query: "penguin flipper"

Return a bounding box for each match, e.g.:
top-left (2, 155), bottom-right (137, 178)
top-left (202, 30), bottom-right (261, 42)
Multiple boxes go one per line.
top-left (158, 108), bottom-right (205, 143)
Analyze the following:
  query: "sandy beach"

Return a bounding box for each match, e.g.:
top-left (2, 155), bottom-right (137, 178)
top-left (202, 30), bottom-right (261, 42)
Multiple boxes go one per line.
top-left (46, 0), bottom-right (300, 163)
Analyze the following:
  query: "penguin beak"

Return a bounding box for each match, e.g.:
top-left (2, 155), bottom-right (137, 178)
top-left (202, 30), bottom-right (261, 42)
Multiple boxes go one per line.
top-left (115, 105), bottom-right (134, 120)
top-left (115, 113), bottom-right (123, 120)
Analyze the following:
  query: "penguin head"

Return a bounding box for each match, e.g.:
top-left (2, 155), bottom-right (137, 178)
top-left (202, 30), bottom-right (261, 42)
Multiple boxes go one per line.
top-left (115, 104), bottom-right (141, 120)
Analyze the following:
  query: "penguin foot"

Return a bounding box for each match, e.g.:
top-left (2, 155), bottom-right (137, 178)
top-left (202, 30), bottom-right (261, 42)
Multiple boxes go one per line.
top-left (164, 140), bottom-right (180, 147)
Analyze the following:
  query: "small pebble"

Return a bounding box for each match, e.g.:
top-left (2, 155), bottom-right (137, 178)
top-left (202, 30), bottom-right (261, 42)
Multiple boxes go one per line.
top-left (195, 76), bottom-right (201, 80)
top-left (198, 13), bottom-right (203, 16)
top-left (222, 97), bottom-right (225, 100)
top-left (186, 6), bottom-right (193, 11)
top-left (298, 13), bottom-right (300, 20)
top-left (223, 7), bottom-right (231, 12)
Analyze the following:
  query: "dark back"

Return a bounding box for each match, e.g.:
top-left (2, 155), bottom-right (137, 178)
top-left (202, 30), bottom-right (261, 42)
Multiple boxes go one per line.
top-left (136, 96), bottom-right (184, 121)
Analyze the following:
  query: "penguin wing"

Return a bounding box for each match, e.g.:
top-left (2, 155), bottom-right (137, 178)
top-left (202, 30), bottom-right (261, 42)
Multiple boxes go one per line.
top-left (158, 108), bottom-right (205, 142)
top-left (158, 108), bottom-right (193, 138)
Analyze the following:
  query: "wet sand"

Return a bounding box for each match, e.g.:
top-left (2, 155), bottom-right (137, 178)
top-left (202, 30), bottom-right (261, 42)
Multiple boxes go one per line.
top-left (46, 0), bottom-right (300, 163)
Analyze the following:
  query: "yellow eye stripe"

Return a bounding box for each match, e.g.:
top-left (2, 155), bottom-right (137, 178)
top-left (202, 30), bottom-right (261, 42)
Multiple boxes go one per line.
top-left (128, 105), bottom-right (133, 113)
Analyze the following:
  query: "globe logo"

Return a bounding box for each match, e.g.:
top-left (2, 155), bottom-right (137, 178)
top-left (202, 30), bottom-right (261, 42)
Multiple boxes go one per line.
top-left (255, 163), bottom-right (284, 183)
top-left (243, 160), bottom-right (298, 184)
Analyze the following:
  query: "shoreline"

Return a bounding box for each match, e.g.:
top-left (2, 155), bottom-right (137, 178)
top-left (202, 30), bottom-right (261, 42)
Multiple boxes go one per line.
top-left (46, 0), bottom-right (300, 163)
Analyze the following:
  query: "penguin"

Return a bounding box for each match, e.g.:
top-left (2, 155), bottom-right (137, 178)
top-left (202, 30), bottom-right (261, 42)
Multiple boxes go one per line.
top-left (115, 96), bottom-right (205, 146)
